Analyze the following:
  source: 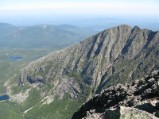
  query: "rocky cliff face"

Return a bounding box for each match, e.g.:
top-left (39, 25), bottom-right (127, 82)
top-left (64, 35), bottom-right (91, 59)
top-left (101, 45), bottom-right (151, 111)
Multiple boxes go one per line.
top-left (71, 70), bottom-right (159, 119)
top-left (19, 24), bottom-right (159, 100)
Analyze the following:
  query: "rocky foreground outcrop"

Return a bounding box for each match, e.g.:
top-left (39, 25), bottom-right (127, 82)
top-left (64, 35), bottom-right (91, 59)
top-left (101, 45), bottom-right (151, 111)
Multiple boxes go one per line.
top-left (71, 70), bottom-right (159, 119)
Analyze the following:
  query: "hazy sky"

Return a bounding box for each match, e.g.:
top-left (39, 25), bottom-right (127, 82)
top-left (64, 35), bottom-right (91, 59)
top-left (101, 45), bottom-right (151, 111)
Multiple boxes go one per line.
top-left (0, 0), bottom-right (159, 28)
top-left (0, 0), bottom-right (158, 16)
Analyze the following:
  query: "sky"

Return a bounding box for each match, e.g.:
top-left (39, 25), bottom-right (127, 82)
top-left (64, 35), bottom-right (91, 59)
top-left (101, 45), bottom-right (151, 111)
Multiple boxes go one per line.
top-left (0, 0), bottom-right (159, 29)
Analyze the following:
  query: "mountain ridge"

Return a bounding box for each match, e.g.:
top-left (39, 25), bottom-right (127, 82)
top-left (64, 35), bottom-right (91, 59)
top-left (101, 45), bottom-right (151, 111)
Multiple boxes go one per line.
top-left (5, 24), bottom-right (159, 119)
top-left (18, 24), bottom-right (159, 99)
top-left (0, 22), bottom-right (96, 49)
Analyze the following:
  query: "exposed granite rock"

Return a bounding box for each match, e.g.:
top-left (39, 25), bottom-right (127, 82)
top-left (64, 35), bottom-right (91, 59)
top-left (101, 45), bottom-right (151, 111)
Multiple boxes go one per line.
top-left (105, 106), bottom-right (158, 119)
top-left (84, 106), bottom-right (158, 119)
top-left (71, 70), bottom-right (159, 119)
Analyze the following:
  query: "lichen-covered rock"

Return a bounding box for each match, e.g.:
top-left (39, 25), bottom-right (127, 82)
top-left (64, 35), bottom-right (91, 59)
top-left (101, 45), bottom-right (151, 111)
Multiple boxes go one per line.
top-left (117, 106), bottom-right (157, 119)
top-left (81, 106), bottom-right (158, 119)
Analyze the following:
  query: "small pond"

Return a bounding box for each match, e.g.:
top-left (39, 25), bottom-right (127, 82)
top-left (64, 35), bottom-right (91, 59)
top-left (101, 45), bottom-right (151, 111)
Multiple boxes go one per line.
top-left (0, 94), bottom-right (9, 101)
top-left (8, 56), bottom-right (23, 61)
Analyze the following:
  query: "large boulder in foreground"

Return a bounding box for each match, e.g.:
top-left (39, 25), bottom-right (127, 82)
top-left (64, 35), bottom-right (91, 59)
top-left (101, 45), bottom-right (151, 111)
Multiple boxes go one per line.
top-left (83, 106), bottom-right (158, 119)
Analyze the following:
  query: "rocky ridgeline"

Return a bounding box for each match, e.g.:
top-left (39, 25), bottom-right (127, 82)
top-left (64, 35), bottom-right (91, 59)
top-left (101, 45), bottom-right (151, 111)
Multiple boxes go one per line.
top-left (71, 70), bottom-right (159, 119)
top-left (19, 24), bottom-right (159, 99)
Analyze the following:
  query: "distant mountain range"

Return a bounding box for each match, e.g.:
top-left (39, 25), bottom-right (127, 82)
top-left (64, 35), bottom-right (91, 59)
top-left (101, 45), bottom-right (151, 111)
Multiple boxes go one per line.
top-left (4, 24), bottom-right (159, 119)
top-left (0, 22), bottom-right (96, 49)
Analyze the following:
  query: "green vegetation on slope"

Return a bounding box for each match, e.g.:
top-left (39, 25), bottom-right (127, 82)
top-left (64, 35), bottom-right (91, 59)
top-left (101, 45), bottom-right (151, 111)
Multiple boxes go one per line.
top-left (0, 101), bottom-right (24, 119)
top-left (24, 97), bottom-right (84, 119)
